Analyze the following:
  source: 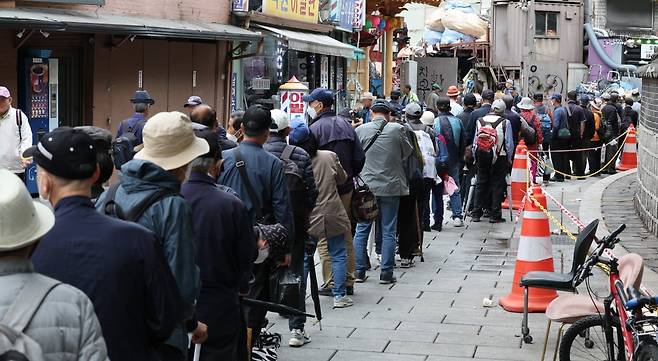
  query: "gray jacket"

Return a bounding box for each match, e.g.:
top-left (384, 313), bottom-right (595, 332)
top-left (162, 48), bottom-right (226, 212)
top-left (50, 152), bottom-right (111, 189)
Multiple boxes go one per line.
top-left (0, 258), bottom-right (109, 361)
top-left (355, 115), bottom-right (414, 197)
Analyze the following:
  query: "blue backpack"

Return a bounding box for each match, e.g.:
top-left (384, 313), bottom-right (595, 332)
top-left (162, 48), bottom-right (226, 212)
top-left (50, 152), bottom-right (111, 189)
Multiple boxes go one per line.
top-left (538, 113), bottom-right (552, 144)
top-left (435, 134), bottom-right (450, 174)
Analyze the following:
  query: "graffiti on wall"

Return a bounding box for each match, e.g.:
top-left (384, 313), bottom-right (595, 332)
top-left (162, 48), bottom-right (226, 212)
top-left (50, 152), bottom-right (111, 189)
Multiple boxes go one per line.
top-left (416, 58), bottom-right (458, 103)
top-left (527, 74), bottom-right (564, 97)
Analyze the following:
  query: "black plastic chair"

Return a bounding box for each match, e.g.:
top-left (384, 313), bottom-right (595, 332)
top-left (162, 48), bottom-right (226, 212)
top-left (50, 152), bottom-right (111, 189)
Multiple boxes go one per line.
top-left (519, 219), bottom-right (599, 343)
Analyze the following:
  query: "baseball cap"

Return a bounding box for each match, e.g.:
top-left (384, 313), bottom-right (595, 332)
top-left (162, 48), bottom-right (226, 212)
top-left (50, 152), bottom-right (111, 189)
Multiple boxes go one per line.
top-left (404, 102), bottom-right (422, 118)
top-left (550, 93), bottom-right (562, 101)
top-left (242, 105), bottom-right (272, 133)
top-left (288, 120), bottom-right (311, 145)
top-left (579, 95), bottom-right (590, 105)
top-left (184, 95), bottom-right (203, 108)
top-left (492, 99), bottom-right (506, 113)
top-left (0, 86), bottom-right (10, 98)
top-left (23, 127), bottom-right (97, 180)
top-left (193, 128), bottom-right (221, 160)
top-left (482, 89), bottom-right (495, 101)
top-left (463, 93), bottom-right (477, 106)
top-left (270, 109), bottom-right (290, 132)
top-left (437, 96), bottom-right (451, 111)
top-left (303, 88), bottom-right (334, 105)
top-left (131, 90), bottom-right (155, 105)
top-left (371, 99), bottom-right (391, 114)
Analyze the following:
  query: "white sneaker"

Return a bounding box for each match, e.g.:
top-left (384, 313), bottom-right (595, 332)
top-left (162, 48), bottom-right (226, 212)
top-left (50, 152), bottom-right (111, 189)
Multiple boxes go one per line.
top-left (288, 329), bottom-right (310, 347)
top-left (376, 254), bottom-right (382, 263)
top-left (452, 218), bottom-right (464, 227)
top-left (333, 295), bottom-right (355, 308)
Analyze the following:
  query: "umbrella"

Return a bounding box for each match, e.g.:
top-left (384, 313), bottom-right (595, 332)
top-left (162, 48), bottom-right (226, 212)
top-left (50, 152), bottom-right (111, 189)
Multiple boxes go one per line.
top-left (306, 251), bottom-right (323, 330)
top-left (463, 175), bottom-right (476, 217)
top-left (241, 298), bottom-right (315, 318)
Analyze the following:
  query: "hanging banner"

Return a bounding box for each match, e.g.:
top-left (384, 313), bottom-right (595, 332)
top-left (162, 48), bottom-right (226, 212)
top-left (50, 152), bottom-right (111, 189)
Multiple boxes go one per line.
top-left (263, 0), bottom-right (319, 23)
top-left (339, 0), bottom-right (355, 30)
top-left (320, 56), bottom-right (329, 88)
top-left (352, 0), bottom-right (365, 29)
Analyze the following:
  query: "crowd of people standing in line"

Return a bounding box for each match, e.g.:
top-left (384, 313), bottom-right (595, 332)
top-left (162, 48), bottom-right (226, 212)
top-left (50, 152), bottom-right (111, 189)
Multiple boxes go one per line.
top-left (0, 79), bottom-right (640, 361)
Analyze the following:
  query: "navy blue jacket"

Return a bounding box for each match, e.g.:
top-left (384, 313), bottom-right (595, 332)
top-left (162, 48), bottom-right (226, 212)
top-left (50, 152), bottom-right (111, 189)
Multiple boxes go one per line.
top-left (180, 173), bottom-right (256, 343)
top-left (219, 141), bottom-right (294, 248)
top-left (95, 160), bottom-right (200, 353)
top-left (264, 135), bottom-right (318, 211)
top-left (116, 112), bottom-right (147, 143)
top-left (33, 196), bottom-right (182, 361)
top-left (310, 110), bottom-right (366, 195)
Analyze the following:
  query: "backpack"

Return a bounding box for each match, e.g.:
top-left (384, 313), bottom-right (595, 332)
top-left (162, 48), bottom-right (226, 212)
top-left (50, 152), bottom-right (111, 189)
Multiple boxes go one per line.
top-left (16, 110), bottom-right (23, 145)
top-left (435, 134), bottom-right (449, 174)
top-left (621, 107), bottom-right (633, 132)
top-left (403, 124), bottom-right (424, 182)
top-left (100, 183), bottom-right (178, 245)
top-left (413, 127), bottom-right (437, 179)
top-left (280, 145), bottom-right (307, 214)
top-left (435, 116), bottom-right (455, 149)
top-left (582, 111), bottom-right (596, 141)
top-left (475, 117), bottom-right (506, 159)
top-left (519, 114), bottom-right (537, 146)
top-left (539, 113), bottom-right (552, 144)
top-left (111, 120), bottom-right (145, 170)
top-left (0, 275), bottom-right (61, 361)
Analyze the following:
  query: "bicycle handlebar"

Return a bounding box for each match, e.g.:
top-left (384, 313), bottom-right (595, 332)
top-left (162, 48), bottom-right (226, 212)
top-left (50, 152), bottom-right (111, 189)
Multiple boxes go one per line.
top-left (572, 223), bottom-right (626, 287)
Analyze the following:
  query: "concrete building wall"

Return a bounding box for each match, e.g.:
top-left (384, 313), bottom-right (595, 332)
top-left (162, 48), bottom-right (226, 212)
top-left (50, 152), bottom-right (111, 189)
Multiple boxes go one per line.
top-left (635, 76), bottom-right (658, 236)
top-left (20, 0), bottom-right (231, 23)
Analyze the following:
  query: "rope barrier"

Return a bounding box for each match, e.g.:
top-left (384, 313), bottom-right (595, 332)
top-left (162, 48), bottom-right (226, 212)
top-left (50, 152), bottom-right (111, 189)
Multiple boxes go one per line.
top-left (535, 131), bottom-right (629, 153)
top-left (527, 135), bottom-right (626, 179)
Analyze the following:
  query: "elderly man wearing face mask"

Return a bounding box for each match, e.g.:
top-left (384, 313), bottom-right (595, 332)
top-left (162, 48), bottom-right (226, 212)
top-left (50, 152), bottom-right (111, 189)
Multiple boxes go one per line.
top-left (307, 88), bottom-right (365, 298)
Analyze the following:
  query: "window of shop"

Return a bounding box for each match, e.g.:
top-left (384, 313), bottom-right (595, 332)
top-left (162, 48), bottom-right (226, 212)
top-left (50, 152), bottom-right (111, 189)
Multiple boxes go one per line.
top-left (535, 11), bottom-right (558, 38)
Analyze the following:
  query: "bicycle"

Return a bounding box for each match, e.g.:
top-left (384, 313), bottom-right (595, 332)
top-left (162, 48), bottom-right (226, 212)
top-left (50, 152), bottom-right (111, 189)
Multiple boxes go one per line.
top-left (559, 224), bottom-right (658, 361)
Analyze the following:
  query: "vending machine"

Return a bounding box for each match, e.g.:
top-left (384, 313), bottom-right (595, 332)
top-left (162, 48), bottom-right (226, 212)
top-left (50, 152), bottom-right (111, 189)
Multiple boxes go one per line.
top-left (19, 50), bottom-right (59, 195)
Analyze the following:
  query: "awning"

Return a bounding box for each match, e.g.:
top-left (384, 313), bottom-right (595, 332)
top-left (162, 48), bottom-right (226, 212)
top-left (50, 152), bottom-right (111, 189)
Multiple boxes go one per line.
top-left (255, 24), bottom-right (355, 59)
top-left (0, 7), bottom-right (262, 41)
top-left (351, 45), bottom-right (365, 60)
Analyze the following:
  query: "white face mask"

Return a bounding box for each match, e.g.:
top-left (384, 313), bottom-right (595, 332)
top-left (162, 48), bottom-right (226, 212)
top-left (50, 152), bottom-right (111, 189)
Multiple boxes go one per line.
top-left (306, 105), bottom-right (317, 120)
top-left (36, 173), bottom-right (52, 208)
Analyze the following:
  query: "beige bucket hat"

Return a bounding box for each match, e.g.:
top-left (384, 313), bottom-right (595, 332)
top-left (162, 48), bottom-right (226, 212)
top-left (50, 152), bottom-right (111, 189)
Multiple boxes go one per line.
top-left (0, 169), bottom-right (54, 251)
top-left (134, 111), bottom-right (210, 171)
top-left (517, 97), bottom-right (534, 110)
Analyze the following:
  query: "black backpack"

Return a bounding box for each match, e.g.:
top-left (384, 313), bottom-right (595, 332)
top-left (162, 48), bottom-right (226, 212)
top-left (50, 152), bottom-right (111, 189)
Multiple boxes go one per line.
top-left (112, 120), bottom-right (145, 170)
top-left (280, 145), bottom-right (307, 212)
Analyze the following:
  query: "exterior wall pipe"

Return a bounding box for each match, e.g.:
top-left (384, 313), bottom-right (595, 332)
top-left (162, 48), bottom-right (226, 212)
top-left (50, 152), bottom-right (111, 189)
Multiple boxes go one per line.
top-left (584, 23), bottom-right (636, 73)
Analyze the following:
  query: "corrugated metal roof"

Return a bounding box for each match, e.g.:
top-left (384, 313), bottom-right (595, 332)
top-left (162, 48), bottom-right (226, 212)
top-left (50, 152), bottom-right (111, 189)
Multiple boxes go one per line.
top-left (0, 7), bottom-right (261, 41)
top-left (255, 24), bottom-right (355, 59)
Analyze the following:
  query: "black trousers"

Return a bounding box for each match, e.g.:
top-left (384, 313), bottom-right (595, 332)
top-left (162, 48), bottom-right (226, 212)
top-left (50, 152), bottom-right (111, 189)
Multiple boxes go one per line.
top-left (245, 261), bottom-right (273, 343)
top-left (157, 344), bottom-right (186, 361)
top-left (570, 140), bottom-right (586, 176)
top-left (460, 166), bottom-right (476, 211)
top-left (587, 140), bottom-right (602, 174)
top-left (398, 178), bottom-right (423, 259)
top-left (551, 139), bottom-right (571, 180)
top-left (472, 154), bottom-right (508, 220)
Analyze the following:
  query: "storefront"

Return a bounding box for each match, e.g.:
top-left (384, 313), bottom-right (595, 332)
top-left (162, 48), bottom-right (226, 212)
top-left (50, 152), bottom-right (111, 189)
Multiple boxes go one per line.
top-left (0, 6), bottom-right (261, 136)
top-left (230, 25), bottom-right (357, 113)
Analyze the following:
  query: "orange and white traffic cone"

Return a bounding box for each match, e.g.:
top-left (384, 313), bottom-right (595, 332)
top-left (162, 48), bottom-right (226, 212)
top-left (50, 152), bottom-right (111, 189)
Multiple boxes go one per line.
top-left (502, 140), bottom-right (528, 210)
top-left (617, 124), bottom-right (638, 171)
top-left (499, 185), bottom-right (557, 312)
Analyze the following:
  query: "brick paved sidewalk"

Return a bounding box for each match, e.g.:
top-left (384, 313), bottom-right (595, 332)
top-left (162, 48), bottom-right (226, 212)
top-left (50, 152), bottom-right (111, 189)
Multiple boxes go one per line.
top-left (258, 176), bottom-right (618, 360)
top-left (601, 173), bottom-right (658, 272)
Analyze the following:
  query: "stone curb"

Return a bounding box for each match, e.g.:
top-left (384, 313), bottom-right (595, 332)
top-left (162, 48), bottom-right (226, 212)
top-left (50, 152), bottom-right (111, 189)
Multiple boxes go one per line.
top-left (578, 169), bottom-right (658, 288)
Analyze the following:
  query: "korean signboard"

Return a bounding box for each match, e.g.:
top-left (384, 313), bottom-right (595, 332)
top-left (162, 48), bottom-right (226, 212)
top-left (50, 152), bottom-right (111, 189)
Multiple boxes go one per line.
top-left (353, 0), bottom-right (365, 29)
top-left (263, 0), bottom-right (319, 23)
top-left (330, 0), bottom-right (355, 30)
top-left (232, 0), bottom-right (249, 12)
top-left (279, 76), bottom-right (309, 124)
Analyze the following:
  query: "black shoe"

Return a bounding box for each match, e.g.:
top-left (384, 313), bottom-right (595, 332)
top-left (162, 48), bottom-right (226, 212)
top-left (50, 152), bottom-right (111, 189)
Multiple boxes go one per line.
top-left (489, 217), bottom-right (506, 223)
top-left (430, 223), bottom-right (442, 232)
top-left (471, 216), bottom-right (481, 222)
top-left (423, 225), bottom-right (431, 232)
top-left (355, 270), bottom-right (366, 283)
top-left (318, 287), bottom-right (333, 297)
top-left (379, 273), bottom-right (397, 284)
top-left (482, 210), bottom-right (491, 218)
top-left (346, 286), bottom-right (354, 295)
top-left (549, 177), bottom-right (564, 182)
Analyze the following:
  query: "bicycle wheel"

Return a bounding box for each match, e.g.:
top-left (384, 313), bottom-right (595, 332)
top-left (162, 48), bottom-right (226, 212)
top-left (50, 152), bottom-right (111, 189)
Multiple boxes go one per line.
top-left (637, 341), bottom-right (658, 361)
top-left (559, 314), bottom-right (625, 361)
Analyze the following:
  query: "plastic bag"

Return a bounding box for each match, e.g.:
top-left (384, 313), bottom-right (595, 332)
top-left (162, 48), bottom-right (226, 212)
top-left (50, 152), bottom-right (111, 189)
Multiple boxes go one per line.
top-left (443, 176), bottom-right (458, 196)
top-left (440, 28), bottom-right (474, 45)
top-left (269, 267), bottom-right (301, 310)
top-left (441, 10), bottom-right (488, 37)
top-left (425, 8), bottom-right (446, 32)
top-left (424, 29), bottom-right (443, 45)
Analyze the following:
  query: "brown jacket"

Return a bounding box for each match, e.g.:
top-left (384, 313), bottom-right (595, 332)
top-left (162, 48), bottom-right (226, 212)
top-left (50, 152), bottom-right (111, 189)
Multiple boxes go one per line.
top-left (308, 150), bottom-right (351, 239)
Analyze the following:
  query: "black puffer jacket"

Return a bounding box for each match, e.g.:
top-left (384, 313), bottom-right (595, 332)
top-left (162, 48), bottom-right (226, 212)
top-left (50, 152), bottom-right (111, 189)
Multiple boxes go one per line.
top-left (264, 135), bottom-right (318, 211)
